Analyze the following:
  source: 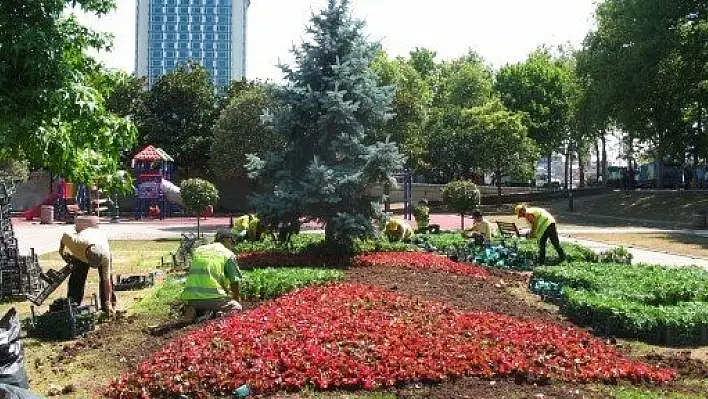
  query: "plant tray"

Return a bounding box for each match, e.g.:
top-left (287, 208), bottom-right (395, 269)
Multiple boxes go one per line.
top-left (25, 296), bottom-right (98, 341)
top-left (114, 273), bottom-right (155, 291)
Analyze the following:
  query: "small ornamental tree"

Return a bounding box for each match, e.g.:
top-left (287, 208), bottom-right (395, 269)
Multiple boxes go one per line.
top-left (180, 178), bottom-right (219, 237)
top-left (247, 0), bottom-right (405, 251)
top-left (442, 180), bottom-right (480, 230)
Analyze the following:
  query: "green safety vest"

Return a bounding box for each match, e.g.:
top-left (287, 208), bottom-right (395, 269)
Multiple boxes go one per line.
top-left (181, 243), bottom-right (233, 301)
top-left (527, 207), bottom-right (556, 240)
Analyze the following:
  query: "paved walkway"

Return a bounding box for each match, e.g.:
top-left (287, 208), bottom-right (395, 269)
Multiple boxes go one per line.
top-left (11, 214), bottom-right (708, 269)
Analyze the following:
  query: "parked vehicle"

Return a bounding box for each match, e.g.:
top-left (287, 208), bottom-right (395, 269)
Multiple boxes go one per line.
top-left (605, 166), bottom-right (626, 188)
top-left (637, 162), bottom-right (684, 189)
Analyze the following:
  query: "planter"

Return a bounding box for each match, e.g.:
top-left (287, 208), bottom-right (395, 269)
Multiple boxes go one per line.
top-left (75, 215), bottom-right (99, 232)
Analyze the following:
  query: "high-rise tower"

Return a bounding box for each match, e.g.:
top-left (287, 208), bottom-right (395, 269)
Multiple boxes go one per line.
top-left (135, 0), bottom-right (249, 87)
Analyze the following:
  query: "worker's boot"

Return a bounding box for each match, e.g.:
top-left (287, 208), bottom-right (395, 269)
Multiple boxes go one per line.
top-left (181, 305), bottom-right (197, 323)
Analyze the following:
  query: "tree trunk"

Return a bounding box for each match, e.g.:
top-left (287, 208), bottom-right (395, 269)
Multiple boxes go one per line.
top-left (460, 214), bottom-right (465, 230)
top-left (601, 133), bottom-right (608, 183)
top-left (197, 214), bottom-right (201, 238)
top-left (546, 154), bottom-right (552, 188)
top-left (657, 158), bottom-right (664, 189)
top-left (496, 170), bottom-right (502, 206)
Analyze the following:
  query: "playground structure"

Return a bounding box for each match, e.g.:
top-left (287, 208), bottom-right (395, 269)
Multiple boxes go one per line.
top-left (132, 145), bottom-right (183, 220)
top-left (0, 182), bottom-right (44, 302)
top-left (22, 177), bottom-right (111, 222)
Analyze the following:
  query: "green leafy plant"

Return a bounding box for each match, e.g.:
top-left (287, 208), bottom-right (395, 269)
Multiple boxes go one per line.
top-left (532, 262), bottom-right (708, 346)
top-left (598, 246), bottom-right (633, 264)
top-left (442, 180), bottom-right (480, 229)
top-left (180, 178), bottom-right (219, 237)
top-left (133, 268), bottom-right (343, 318)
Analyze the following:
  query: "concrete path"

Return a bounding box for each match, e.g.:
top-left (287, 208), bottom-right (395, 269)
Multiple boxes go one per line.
top-left (561, 237), bottom-right (708, 269)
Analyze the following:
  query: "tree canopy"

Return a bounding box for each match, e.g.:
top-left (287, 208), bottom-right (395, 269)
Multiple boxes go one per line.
top-left (247, 0), bottom-right (405, 249)
top-left (0, 0), bottom-right (136, 182)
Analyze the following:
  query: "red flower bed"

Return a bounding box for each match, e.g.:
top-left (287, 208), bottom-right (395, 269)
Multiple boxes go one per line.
top-left (106, 284), bottom-right (674, 397)
top-left (353, 251), bottom-right (489, 278)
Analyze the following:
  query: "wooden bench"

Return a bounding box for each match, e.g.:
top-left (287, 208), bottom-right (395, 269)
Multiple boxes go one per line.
top-left (496, 221), bottom-right (520, 238)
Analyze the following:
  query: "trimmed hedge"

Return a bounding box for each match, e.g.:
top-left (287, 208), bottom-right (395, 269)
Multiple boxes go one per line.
top-left (532, 262), bottom-right (708, 346)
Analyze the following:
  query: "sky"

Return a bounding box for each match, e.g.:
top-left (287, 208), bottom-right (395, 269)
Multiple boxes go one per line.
top-left (76, 0), bottom-right (599, 82)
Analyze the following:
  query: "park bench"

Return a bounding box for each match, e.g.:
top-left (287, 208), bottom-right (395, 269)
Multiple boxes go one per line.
top-left (162, 233), bottom-right (202, 271)
top-left (496, 221), bottom-right (520, 239)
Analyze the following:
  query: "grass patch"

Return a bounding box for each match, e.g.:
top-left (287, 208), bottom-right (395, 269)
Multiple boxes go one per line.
top-left (541, 191), bottom-right (708, 226)
top-left (532, 262), bottom-right (708, 346)
top-left (132, 268), bottom-right (344, 318)
top-left (609, 386), bottom-right (704, 399)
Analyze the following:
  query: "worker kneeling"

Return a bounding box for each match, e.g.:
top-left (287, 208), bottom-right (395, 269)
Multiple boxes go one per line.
top-left (385, 218), bottom-right (414, 242)
top-left (181, 229), bottom-right (243, 322)
top-left (232, 214), bottom-right (267, 242)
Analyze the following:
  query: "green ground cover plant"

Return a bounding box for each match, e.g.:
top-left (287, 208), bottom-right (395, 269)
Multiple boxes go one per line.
top-left (133, 268), bottom-right (343, 317)
top-left (532, 262), bottom-right (708, 346)
top-left (232, 234), bottom-right (409, 255)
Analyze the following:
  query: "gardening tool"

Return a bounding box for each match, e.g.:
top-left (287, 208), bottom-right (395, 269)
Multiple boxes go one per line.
top-left (27, 258), bottom-right (77, 306)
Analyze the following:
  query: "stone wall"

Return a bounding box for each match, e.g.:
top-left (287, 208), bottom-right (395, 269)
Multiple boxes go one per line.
top-left (10, 171), bottom-right (51, 212)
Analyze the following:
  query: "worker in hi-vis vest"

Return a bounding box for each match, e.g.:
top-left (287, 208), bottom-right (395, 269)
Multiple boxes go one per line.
top-left (385, 218), bottom-right (414, 242)
top-left (181, 229), bottom-right (242, 322)
top-left (514, 204), bottom-right (566, 265)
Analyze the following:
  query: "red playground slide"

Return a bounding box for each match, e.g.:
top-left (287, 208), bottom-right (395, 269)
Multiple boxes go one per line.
top-left (23, 192), bottom-right (59, 221)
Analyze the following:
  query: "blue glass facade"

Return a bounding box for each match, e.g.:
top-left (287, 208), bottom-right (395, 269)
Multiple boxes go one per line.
top-left (146, 0), bottom-right (234, 88)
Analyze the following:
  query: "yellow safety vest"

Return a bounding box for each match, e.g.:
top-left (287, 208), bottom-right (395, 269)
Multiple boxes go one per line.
top-left (385, 219), bottom-right (414, 241)
top-left (181, 243), bottom-right (233, 301)
top-left (527, 207), bottom-right (555, 240)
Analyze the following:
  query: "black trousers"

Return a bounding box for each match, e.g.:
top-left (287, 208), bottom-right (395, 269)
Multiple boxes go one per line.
top-left (538, 223), bottom-right (566, 265)
top-left (67, 260), bottom-right (114, 311)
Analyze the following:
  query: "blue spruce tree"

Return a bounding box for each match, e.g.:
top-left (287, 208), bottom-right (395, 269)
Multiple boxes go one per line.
top-left (247, 0), bottom-right (405, 250)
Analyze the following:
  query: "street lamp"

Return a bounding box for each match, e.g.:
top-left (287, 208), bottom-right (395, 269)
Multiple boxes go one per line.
top-left (568, 141), bottom-right (575, 212)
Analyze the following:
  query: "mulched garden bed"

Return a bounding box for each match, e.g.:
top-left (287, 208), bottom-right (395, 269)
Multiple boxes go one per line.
top-left (39, 265), bottom-right (705, 399)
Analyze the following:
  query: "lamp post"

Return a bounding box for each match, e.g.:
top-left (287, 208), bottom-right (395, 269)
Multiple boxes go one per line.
top-left (568, 141), bottom-right (575, 212)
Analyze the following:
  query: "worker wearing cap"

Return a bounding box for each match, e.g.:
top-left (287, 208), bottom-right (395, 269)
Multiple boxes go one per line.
top-left (462, 210), bottom-right (495, 244)
top-left (181, 229), bottom-right (242, 321)
top-left (59, 225), bottom-right (115, 314)
top-left (514, 204), bottom-right (566, 265)
top-left (385, 218), bottom-right (414, 242)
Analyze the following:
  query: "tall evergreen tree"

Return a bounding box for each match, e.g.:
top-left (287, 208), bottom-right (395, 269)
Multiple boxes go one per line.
top-left (247, 0), bottom-right (405, 249)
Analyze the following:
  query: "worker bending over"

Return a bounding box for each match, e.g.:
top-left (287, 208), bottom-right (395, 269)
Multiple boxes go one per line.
top-left (181, 229), bottom-right (242, 322)
top-left (59, 226), bottom-right (115, 314)
top-left (462, 211), bottom-right (495, 245)
top-left (385, 218), bottom-right (414, 242)
top-left (232, 214), bottom-right (267, 242)
top-left (514, 204), bottom-right (566, 265)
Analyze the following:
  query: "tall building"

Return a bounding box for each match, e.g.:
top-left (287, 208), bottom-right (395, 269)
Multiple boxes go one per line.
top-left (135, 0), bottom-right (249, 88)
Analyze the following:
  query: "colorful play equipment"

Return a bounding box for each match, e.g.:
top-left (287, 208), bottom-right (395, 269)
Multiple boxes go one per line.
top-left (132, 145), bottom-right (183, 219)
top-left (22, 178), bottom-right (92, 222)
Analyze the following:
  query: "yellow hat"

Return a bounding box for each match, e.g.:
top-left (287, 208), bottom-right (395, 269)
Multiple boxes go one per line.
top-left (514, 204), bottom-right (525, 217)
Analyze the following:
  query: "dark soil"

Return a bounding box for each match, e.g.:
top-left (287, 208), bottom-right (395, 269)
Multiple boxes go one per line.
top-left (51, 266), bottom-right (706, 399)
top-left (644, 352), bottom-right (708, 380)
top-left (345, 266), bottom-right (569, 326)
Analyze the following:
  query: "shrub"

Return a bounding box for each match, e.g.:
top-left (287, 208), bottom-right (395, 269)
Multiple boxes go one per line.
top-left (532, 262), bottom-right (708, 345)
top-left (442, 180), bottom-right (480, 230)
top-left (180, 178), bottom-right (219, 237)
